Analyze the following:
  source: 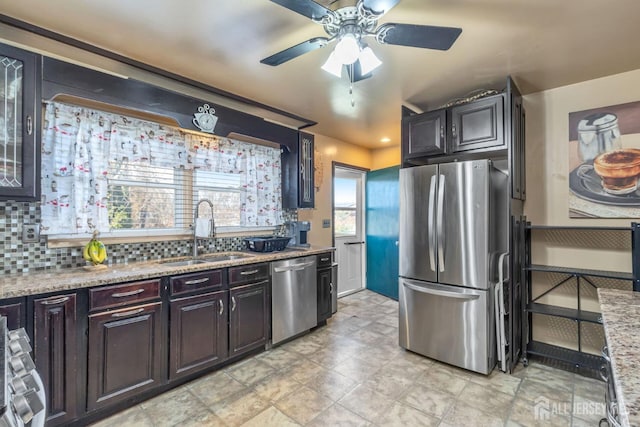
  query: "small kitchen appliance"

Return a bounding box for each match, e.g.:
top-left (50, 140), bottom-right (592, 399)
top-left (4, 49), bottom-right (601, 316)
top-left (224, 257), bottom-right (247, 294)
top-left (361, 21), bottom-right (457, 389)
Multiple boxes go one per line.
top-left (286, 221), bottom-right (311, 247)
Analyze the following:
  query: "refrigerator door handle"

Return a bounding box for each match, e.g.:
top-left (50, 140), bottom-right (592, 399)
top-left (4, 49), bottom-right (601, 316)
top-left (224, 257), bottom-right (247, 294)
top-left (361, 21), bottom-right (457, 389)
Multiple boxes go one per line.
top-left (427, 175), bottom-right (437, 271)
top-left (401, 280), bottom-right (480, 300)
top-left (437, 174), bottom-right (446, 272)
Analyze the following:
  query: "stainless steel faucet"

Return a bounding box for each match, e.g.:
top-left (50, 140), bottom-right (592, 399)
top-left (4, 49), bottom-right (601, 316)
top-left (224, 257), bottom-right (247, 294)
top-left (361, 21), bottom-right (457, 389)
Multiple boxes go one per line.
top-left (193, 198), bottom-right (215, 259)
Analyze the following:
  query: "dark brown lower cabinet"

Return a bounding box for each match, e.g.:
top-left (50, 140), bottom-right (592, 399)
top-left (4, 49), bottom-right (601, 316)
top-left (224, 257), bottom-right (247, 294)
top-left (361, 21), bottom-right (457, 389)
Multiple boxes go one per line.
top-left (87, 301), bottom-right (163, 411)
top-left (169, 291), bottom-right (228, 380)
top-left (317, 267), bottom-right (333, 323)
top-left (0, 298), bottom-right (25, 330)
top-left (229, 281), bottom-right (268, 357)
top-left (33, 293), bottom-right (78, 427)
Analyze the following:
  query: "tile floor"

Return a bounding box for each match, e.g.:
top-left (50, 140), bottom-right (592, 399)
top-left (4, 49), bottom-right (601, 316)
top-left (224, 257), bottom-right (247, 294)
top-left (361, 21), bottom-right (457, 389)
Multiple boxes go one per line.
top-left (91, 290), bottom-right (607, 427)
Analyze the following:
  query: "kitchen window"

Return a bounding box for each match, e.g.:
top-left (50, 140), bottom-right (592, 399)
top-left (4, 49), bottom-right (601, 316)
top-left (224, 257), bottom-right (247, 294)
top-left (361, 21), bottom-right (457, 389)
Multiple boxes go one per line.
top-left (334, 177), bottom-right (358, 237)
top-left (194, 170), bottom-right (243, 227)
top-left (107, 162), bottom-right (180, 230)
top-left (40, 102), bottom-right (283, 240)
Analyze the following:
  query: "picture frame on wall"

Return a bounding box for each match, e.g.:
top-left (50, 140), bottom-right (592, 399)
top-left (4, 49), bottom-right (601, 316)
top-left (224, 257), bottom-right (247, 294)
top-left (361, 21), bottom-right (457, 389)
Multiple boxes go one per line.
top-left (569, 100), bottom-right (640, 218)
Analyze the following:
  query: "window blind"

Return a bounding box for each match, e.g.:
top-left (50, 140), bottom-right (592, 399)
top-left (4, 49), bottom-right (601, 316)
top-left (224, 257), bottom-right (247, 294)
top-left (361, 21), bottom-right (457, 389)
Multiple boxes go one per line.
top-left (41, 102), bottom-right (283, 237)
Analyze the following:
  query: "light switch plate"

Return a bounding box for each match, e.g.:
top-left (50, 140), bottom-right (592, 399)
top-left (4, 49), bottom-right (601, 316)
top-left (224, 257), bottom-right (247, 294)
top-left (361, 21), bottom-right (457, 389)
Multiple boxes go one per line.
top-left (22, 223), bottom-right (40, 243)
top-left (322, 219), bottom-right (331, 228)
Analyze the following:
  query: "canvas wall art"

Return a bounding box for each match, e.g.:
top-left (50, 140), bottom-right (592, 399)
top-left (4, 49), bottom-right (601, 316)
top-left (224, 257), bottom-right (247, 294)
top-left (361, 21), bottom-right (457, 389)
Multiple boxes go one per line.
top-left (569, 101), bottom-right (640, 218)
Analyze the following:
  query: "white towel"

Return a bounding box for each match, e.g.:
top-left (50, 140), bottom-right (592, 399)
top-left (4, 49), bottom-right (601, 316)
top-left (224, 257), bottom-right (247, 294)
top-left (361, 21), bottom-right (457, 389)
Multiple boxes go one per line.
top-left (195, 218), bottom-right (212, 238)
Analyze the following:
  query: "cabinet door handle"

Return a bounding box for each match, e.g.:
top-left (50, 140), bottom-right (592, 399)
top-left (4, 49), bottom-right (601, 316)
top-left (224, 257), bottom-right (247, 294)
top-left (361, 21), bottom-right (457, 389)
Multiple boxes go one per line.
top-left (184, 277), bottom-right (209, 285)
top-left (112, 308), bottom-right (144, 318)
top-left (320, 257), bottom-right (330, 262)
top-left (26, 115), bottom-right (33, 136)
top-left (239, 269), bottom-right (259, 276)
top-left (231, 296), bottom-right (237, 312)
top-left (451, 123), bottom-right (457, 140)
top-left (218, 299), bottom-right (224, 315)
top-left (440, 125), bottom-right (444, 141)
top-left (41, 296), bottom-right (69, 305)
top-left (111, 289), bottom-right (144, 298)
top-left (329, 283), bottom-right (333, 294)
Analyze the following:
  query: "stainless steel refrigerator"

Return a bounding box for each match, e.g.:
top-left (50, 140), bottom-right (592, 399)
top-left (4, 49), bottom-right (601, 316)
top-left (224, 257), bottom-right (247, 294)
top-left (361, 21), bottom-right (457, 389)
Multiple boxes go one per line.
top-left (398, 159), bottom-right (508, 375)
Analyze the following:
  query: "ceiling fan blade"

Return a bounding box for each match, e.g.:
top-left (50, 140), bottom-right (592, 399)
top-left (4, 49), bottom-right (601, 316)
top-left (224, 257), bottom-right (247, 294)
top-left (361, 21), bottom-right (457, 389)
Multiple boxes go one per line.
top-left (270, 0), bottom-right (333, 20)
top-left (261, 37), bottom-right (330, 66)
top-left (376, 23), bottom-right (462, 50)
top-left (346, 62), bottom-right (373, 83)
top-left (361, 0), bottom-right (400, 16)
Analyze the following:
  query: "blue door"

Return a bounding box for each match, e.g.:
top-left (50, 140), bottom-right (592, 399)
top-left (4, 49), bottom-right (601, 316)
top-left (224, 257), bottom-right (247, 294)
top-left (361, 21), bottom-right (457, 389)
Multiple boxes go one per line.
top-left (365, 166), bottom-right (400, 300)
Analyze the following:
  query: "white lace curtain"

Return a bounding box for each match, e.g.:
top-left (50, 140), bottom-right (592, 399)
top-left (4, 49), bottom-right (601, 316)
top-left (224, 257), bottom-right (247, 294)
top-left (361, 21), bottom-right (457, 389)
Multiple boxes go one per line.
top-left (183, 134), bottom-right (283, 226)
top-left (41, 102), bottom-right (283, 235)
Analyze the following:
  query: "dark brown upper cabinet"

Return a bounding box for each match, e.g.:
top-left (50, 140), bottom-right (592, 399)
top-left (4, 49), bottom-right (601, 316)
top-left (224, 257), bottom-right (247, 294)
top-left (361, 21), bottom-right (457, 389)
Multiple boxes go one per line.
top-left (401, 78), bottom-right (525, 201)
top-left (402, 109), bottom-right (447, 159)
top-left (0, 43), bottom-right (41, 201)
top-left (450, 95), bottom-right (504, 153)
top-left (282, 131), bottom-right (315, 209)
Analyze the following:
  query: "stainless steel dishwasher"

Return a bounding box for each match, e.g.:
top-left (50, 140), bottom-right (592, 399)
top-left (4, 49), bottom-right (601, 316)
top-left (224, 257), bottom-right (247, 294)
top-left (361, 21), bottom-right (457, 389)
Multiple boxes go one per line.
top-left (271, 256), bottom-right (317, 345)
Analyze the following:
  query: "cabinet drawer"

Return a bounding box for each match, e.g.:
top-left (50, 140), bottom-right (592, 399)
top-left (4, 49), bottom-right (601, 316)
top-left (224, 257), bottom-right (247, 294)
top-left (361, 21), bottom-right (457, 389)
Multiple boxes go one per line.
top-left (89, 279), bottom-right (161, 312)
top-left (317, 253), bottom-right (333, 269)
top-left (229, 263), bottom-right (269, 287)
top-left (170, 269), bottom-right (225, 297)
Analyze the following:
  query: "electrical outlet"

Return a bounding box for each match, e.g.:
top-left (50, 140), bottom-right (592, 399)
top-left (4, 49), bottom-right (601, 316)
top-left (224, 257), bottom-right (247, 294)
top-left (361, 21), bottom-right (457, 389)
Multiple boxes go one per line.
top-left (22, 223), bottom-right (40, 243)
top-left (322, 219), bottom-right (331, 228)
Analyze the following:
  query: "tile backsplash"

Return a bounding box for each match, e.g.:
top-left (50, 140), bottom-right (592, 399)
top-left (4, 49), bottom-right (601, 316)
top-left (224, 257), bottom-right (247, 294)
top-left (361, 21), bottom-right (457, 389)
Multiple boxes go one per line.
top-left (0, 201), bottom-right (298, 275)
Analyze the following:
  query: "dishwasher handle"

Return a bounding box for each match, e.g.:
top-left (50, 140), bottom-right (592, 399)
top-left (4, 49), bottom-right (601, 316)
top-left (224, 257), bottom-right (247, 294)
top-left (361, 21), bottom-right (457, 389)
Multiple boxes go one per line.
top-left (273, 261), bottom-right (315, 273)
top-left (401, 280), bottom-right (480, 300)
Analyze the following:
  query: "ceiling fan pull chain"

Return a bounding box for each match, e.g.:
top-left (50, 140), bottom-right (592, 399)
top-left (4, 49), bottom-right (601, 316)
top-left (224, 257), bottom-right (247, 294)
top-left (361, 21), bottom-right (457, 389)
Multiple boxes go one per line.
top-left (349, 64), bottom-right (355, 107)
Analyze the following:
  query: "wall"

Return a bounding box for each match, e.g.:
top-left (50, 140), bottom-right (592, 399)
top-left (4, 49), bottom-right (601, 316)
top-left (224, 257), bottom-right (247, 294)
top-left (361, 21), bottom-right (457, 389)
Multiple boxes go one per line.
top-left (0, 200), bottom-right (297, 275)
top-left (371, 145), bottom-right (401, 170)
top-left (297, 134), bottom-right (372, 247)
top-left (523, 68), bottom-right (640, 354)
top-left (523, 67), bottom-right (640, 273)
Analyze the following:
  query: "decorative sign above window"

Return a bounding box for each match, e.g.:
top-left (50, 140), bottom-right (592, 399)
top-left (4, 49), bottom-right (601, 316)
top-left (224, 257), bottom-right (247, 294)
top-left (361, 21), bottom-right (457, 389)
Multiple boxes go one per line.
top-left (193, 104), bottom-right (219, 134)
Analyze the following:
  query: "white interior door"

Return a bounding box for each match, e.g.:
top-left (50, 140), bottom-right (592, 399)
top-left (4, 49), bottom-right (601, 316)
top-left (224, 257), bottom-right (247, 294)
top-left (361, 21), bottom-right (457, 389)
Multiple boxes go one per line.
top-left (334, 166), bottom-right (366, 297)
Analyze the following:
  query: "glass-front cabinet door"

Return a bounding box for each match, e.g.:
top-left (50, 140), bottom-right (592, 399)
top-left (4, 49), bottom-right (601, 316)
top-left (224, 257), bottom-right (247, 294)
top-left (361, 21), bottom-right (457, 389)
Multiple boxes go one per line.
top-left (0, 43), bottom-right (40, 201)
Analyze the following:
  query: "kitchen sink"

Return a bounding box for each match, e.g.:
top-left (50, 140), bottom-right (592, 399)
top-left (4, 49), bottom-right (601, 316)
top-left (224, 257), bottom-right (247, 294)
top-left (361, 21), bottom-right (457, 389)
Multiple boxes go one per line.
top-left (158, 259), bottom-right (210, 267)
top-left (202, 253), bottom-right (254, 262)
top-left (158, 253), bottom-right (254, 267)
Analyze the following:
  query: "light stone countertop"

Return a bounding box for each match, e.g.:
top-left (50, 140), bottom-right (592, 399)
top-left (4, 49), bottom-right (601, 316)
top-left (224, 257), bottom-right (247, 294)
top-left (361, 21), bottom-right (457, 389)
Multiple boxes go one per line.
top-left (598, 288), bottom-right (640, 427)
top-left (0, 246), bottom-right (334, 299)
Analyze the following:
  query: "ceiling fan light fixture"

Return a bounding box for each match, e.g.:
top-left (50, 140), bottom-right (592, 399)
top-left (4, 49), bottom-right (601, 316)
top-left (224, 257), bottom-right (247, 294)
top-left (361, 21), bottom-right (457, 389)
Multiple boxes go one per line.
top-left (358, 46), bottom-right (382, 75)
top-left (321, 51), bottom-right (343, 77)
top-left (333, 33), bottom-right (361, 65)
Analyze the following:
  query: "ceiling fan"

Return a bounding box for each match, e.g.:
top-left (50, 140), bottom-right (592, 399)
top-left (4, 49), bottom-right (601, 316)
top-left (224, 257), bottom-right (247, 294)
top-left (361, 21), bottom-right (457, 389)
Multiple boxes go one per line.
top-left (261, 0), bottom-right (462, 82)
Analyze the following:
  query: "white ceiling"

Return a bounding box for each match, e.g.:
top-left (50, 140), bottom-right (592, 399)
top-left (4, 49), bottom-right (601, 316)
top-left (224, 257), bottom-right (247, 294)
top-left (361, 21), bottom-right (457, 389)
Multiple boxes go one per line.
top-left (2, 0), bottom-right (640, 148)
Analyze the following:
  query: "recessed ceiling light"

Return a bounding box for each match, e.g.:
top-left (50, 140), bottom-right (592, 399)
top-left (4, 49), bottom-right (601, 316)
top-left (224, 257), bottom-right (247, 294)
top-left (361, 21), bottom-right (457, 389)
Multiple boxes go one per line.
top-left (380, 137), bottom-right (391, 143)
